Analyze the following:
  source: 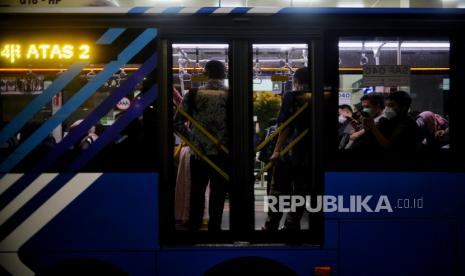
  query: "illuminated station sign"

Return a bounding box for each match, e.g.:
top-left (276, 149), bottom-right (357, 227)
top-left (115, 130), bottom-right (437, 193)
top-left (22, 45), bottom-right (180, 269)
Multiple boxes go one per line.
top-left (1, 43), bottom-right (91, 63)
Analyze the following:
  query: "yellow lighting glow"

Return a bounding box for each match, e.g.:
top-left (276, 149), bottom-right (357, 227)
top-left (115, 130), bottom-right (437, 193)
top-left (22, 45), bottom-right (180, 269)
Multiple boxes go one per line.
top-left (1, 44), bottom-right (21, 63)
top-left (1, 43), bottom-right (91, 63)
top-left (0, 67), bottom-right (139, 72)
top-left (338, 67), bottom-right (450, 71)
top-left (79, 44), bottom-right (90, 60)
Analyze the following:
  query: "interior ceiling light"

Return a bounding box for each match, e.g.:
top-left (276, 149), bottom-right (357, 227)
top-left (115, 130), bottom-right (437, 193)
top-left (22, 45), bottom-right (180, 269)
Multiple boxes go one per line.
top-left (253, 44), bottom-right (308, 50)
top-left (337, 0), bottom-right (365, 8)
top-left (172, 44), bottom-right (229, 49)
top-left (338, 42), bottom-right (450, 49)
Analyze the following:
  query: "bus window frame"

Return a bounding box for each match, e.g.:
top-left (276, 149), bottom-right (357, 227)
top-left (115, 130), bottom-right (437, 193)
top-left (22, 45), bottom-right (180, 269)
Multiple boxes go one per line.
top-left (160, 37), bottom-right (326, 246)
top-left (161, 38), bottom-right (239, 245)
top-left (325, 30), bottom-right (465, 173)
top-left (248, 39), bottom-right (325, 245)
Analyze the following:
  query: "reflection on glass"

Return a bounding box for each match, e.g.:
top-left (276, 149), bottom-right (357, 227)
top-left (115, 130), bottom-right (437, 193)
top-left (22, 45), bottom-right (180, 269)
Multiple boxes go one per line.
top-left (252, 43), bottom-right (312, 231)
top-left (338, 39), bottom-right (450, 151)
top-left (67, 0), bottom-right (465, 9)
top-left (0, 30), bottom-right (151, 172)
top-left (172, 44), bottom-right (231, 231)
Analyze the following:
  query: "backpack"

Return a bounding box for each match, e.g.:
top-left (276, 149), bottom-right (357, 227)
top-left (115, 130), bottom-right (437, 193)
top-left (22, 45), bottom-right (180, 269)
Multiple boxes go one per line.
top-left (258, 125), bottom-right (278, 163)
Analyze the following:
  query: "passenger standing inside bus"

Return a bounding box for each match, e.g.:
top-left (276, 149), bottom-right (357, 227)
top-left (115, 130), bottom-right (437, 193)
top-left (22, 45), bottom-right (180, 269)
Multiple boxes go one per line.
top-left (174, 60), bottom-right (230, 232)
top-left (263, 67), bottom-right (311, 231)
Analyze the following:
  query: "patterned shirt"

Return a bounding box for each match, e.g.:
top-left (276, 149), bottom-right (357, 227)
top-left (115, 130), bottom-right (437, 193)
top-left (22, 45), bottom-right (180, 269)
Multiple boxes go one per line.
top-left (174, 79), bottom-right (229, 155)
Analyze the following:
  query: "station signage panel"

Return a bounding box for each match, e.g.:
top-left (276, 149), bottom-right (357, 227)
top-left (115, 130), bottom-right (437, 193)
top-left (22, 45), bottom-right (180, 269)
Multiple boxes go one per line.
top-left (338, 92), bottom-right (352, 105)
top-left (362, 65), bottom-right (410, 87)
top-left (271, 75), bottom-right (290, 82)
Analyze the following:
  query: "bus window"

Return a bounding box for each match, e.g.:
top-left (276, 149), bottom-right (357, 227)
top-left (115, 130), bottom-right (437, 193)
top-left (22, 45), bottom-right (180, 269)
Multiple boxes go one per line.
top-left (172, 43), bottom-right (231, 232)
top-left (0, 28), bottom-right (158, 173)
top-left (252, 44), bottom-right (312, 232)
top-left (338, 39), bottom-right (450, 151)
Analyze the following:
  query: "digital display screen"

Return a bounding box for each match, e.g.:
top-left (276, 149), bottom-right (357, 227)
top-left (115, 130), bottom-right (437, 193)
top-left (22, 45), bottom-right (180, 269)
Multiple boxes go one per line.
top-left (1, 43), bottom-right (91, 63)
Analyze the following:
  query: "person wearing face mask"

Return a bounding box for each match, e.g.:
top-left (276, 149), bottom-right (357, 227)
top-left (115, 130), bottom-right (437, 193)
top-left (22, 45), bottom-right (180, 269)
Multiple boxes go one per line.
top-left (338, 104), bottom-right (354, 149)
top-left (347, 93), bottom-right (386, 150)
top-left (361, 91), bottom-right (421, 150)
top-left (338, 105), bottom-right (353, 124)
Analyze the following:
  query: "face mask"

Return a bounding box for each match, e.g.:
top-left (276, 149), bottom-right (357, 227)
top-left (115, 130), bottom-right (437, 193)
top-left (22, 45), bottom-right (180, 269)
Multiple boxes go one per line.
top-left (338, 115), bottom-right (347, 124)
top-left (362, 107), bottom-right (373, 118)
top-left (384, 107), bottom-right (397, 119)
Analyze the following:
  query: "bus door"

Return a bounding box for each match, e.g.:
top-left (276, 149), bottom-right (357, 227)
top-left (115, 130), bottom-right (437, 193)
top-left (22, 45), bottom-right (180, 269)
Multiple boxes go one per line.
top-left (169, 43), bottom-right (233, 239)
top-left (251, 42), bottom-right (323, 243)
top-left (166, 39), bottom-right (324, 244)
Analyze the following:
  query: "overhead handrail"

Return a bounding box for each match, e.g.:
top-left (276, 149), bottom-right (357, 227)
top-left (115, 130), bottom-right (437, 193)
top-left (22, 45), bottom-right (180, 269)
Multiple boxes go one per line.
top-left (174, 142), bottom-right (183, 160)
top-left (253, 48), bottom-right (262, 84)
top-left (193, 47), bottom-right (202, 77)
top-left (360, 41), bottom-right (369, 66)
top-left (177, 48), bottom-right (191, 92)
top-left (85, 64), bottom-right (96, 79)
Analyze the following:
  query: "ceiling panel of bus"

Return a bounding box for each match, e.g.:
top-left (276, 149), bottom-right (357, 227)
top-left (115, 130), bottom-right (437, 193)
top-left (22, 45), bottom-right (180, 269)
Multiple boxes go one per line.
top-left (3, 0), bottom-right (465, 8)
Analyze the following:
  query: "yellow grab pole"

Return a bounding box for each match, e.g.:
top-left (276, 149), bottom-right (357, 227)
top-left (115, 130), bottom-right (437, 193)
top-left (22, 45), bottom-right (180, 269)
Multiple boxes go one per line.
top-left (175, 131), bottom-right (229, 181)
top-left (255, 128), bottom-right (309, 179)
top-left (174, 142), bottom-right (183, 159)
top-left (177, 108), bottom-right (229, 155)
top-left (255, 102), bottom-right (309, 153)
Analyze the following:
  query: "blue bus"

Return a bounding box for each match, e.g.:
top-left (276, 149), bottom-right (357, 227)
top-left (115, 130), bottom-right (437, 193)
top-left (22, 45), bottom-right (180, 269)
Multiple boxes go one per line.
top-left (0, 6), bottom-right (465, 276)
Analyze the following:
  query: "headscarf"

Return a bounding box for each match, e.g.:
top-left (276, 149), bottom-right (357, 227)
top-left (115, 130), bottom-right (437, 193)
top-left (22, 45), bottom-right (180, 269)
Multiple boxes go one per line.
top-left (418, 111), bottom-right (448, 134)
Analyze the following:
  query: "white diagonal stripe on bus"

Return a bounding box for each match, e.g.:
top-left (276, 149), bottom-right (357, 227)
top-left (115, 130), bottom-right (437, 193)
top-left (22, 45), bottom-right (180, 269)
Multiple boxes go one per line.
top-left (0, 173), bottom-right (58, 226)
top-left (144, 7), bottom-right (168, 14)
top-left (0, 173), bottom-right (23, 196)
top-left (0, 173), bottom-right (102, 251)
top-left (178, 7), bottom-right (199, 14)
top-left (0, 253), bottom-right (34, 276)
top-left (0, 7), bottom-right (131, 14)
top-left (247, 7), bottom-right (280, 14)
top-left (213, 7), bottom-right (235, 14)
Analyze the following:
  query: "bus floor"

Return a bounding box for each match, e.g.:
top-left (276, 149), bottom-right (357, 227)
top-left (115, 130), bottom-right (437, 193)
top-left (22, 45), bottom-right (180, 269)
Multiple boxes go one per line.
top-left (218, 188), bottom-right (310, 231)
top-left (175, 189), bottom-right (309, 231)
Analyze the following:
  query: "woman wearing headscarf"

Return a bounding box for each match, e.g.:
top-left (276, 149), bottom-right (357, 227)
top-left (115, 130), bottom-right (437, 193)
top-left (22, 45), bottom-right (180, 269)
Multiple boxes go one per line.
top-left (416, 111), bottom-right (449, 149)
